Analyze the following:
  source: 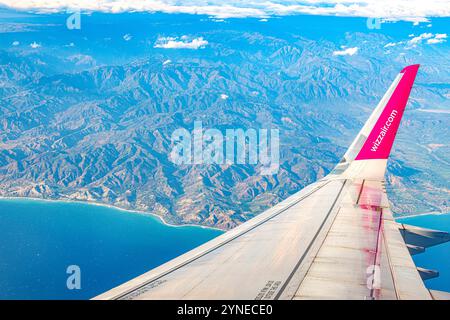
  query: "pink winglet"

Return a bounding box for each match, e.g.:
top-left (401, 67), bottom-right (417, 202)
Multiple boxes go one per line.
top-left (355, 64), bottom-right (420, 160)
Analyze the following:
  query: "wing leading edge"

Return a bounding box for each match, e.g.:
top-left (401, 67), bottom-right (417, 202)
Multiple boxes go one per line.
top-left (94, 65), bottom-right (449, 300)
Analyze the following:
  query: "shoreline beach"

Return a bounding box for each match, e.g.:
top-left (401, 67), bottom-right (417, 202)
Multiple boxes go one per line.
top-left (0, 196), bottom-right (225, 232)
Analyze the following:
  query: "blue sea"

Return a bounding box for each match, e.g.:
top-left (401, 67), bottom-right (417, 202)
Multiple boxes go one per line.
top-left (396, 213), bottom-right (450, 293)
top-left (0, 198), bottom-right (223, 300)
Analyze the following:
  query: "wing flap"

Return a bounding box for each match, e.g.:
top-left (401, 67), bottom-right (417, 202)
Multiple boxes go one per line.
top-left (292, 179), bottom-right (431, 300)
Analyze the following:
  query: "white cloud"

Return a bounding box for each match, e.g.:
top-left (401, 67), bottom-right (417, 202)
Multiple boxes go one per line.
top-left (384, 40), bottom-right (408, 48)
top-left (12, 40), bottom-right (19, 46)
top-left (435, 33), bottom-right (448, 39)
top-left (427, 33), bottom-right (447, 44)
top-left (29, 41), bottom-right (41, 49)
top-left (154, 36), bottom-right (208, 49)
top-left (1, 1), bottom-right (450, 21)
top-left (332, 47), bottom-right (358, 56)
top-left (408, 33), bottom-right (433, 45)
top-left (427, 38), bottom-right (444, 44)
top-left (408, 32), bottom-right (447, 45)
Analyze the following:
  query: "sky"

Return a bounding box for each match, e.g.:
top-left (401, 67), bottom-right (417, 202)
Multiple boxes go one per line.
top-left (0, 0), bottom-right (449, 21)
top-left (0, 2), bottom-right (447, 67)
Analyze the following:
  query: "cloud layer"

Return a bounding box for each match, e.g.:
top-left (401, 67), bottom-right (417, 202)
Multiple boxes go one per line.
top-left (154, 36), bottom-right (208, 49)
top-left (408, 33), bottom-right (448, 46)
top-left (333, 47), bottom-right (359, 56)
top-left (29, 41), bottom-right (41, 49)
top-left (1, 0), bottom-right (450, 20)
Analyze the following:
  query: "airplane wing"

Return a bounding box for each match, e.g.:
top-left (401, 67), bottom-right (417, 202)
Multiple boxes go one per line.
top-left (94, 64), bottom-right (450, 300)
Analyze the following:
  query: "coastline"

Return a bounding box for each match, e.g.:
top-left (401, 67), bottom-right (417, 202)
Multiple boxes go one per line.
top-left (1, 196), bottom-right (446, 231)
top-left (0, 196), bottom-right (225, 232)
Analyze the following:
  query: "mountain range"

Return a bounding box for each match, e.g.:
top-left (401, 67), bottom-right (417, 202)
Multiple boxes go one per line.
top-left (0, 12), bottom-right (448, 229)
